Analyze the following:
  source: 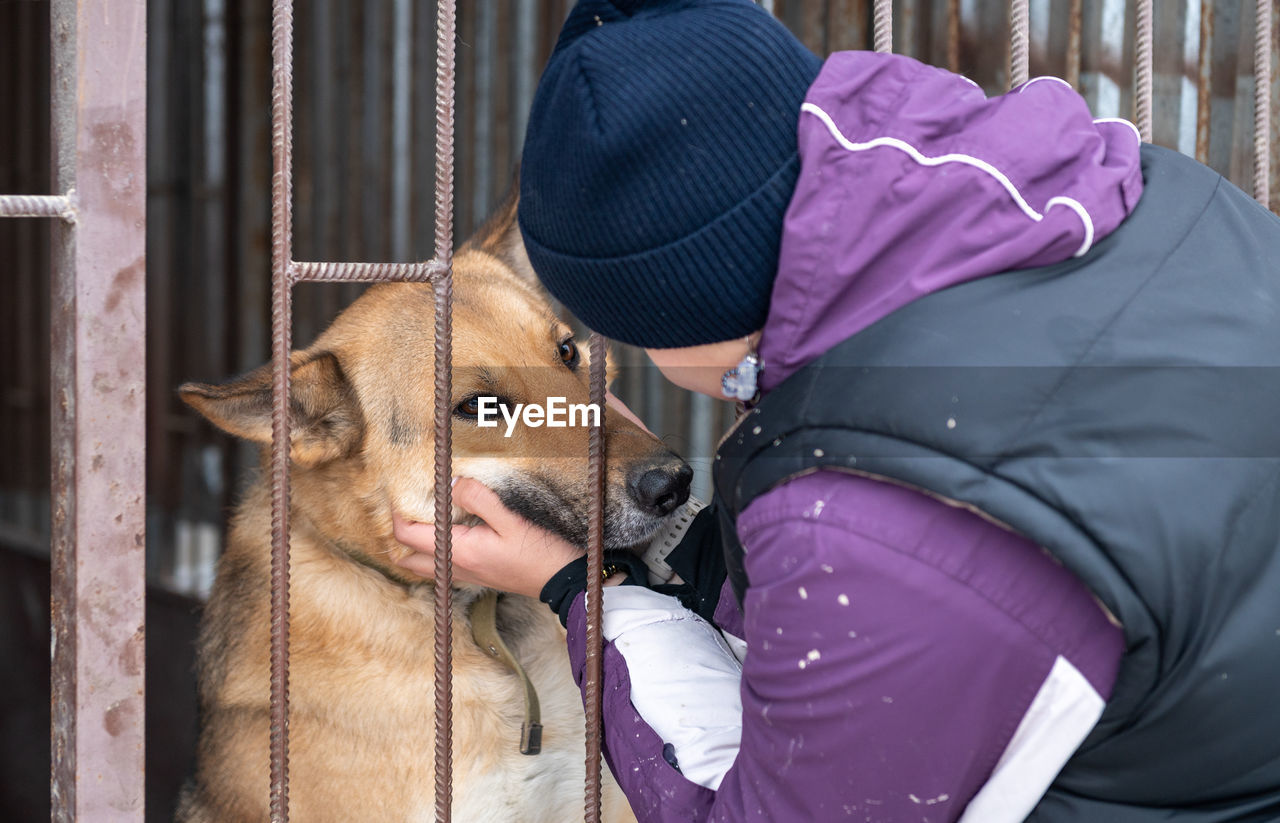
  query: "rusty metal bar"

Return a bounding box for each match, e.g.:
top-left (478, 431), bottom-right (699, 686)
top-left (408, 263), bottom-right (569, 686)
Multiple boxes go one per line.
top-left (47, 0), bottom-right (148, 818)
top-left (873, 0), bottom-right (892, 53)
top-left (1135, 0), bottom-right (1154, 142)
top-left (1010, 0), bottom-right (1030, 88)
top-left (1196, 0), bottom-right (1214, 164)
top-left (1066, 0), bottom-right (1083, 89)
top-left (290, 259), bottom-right (446, 283)
top-left (432, 0), bottom-right (459, 817)
top-left (267, 0), bottom-right (457, 818)
top-left (584, 333), bottom-right (607, 823)
top-left (1255, 0), bottom-right (1273, 205)
top-left (0, 193), bottom-right (75, 220)
top-left (1271, 0), bottom-right (1280, 210)
top-left (268, 0), bottom-right (295, 817)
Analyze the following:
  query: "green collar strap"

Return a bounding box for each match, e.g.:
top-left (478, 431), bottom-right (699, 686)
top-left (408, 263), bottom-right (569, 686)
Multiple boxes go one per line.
top-left (469, 590), bottom-right (542, 755)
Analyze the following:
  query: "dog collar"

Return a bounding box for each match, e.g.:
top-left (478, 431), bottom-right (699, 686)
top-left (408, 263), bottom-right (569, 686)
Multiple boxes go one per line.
top-left (470, 590), bottom-right (543, 755)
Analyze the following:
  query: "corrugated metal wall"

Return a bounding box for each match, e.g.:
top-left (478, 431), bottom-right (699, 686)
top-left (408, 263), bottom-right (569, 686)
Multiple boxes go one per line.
top-left (2, 0), bottom-right (1277, 596)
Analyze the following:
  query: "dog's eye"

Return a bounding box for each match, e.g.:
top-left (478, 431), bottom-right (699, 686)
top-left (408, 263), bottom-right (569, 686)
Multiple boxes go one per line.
top-left (454, 395), bottom-right (512, 422)
top-left (558, 339), bottom-right (579, 369)
top-left (454, 396), bottom-right (482, 419)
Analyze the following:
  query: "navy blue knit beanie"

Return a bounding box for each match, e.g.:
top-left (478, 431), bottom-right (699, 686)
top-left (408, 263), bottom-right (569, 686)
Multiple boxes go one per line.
top-left (518, 0), bottom-right (822, 349)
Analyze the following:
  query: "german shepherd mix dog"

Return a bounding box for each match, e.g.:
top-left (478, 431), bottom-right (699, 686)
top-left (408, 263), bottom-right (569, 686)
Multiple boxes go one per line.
top-left (175, 189), bottom-right (689, 822)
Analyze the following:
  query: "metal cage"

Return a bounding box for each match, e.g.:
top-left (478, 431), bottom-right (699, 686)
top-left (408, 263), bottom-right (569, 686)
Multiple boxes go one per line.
top-left (0, 0), bottom-right (1275, 820)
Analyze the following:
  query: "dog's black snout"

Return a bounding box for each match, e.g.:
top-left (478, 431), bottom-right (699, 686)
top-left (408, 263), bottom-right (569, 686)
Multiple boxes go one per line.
top-left (629, 462), bottom-right (693, 516)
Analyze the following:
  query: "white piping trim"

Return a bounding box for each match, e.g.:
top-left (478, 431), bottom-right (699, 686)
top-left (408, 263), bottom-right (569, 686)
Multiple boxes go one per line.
top-left (1045, 197), bottom-right (1094, 258)
top-left (1093, 116), bottom-right (1143, 144)
top-left (1016, 75), bottom-right (1074, 93)
top-left (800, 101), bottom-right (1096, 258)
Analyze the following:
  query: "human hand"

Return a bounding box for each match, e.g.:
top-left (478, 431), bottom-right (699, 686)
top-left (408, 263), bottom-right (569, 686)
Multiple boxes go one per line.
top-left (392, 477), bottom-right (582, 599)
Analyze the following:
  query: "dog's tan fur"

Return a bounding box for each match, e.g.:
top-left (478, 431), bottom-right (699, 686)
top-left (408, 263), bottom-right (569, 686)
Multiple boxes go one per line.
top-left (175, 187), bottom-right (675, 821)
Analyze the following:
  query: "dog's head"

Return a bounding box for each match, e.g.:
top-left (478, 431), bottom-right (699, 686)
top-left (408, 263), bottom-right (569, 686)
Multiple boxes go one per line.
top-left (180, 183), bottom-right (691, 581)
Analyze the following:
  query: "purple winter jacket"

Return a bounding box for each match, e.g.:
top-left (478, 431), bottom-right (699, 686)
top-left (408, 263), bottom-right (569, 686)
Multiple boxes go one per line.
top-left (566, 52), bottom-right (1139, 822)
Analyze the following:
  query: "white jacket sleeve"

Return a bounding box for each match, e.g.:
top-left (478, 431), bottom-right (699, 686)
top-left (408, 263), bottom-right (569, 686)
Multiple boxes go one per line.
top-left (601, 586), bottom-right (744, 790)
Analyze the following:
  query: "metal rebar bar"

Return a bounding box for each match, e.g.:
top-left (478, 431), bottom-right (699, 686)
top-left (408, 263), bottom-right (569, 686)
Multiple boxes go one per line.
top-left (873, 0), bottom-right (892, 53)
top-left (1135, 0), bottom-right (1154, 142)
top-left (1196, 0), bottom-right (1214, 164)
top-left (0, 193), bottom-right (75, 220)
top-left (290, 260), bottom-right (446, 283)
top-left (1010, 0), bottom-right (1030, 89)
top-left (432, 0), bottom-right (458, 819)
top-left (584, 332), bottom-right (607, 823)
top-left (1255, 0), bottom-right (1273, 205)
top-left (1271, 0), bottom-right (1280, 211)
top-left (1066, 0), bottom-right (1083, 89)
top-left (268, 0), bottom-right (295, 819)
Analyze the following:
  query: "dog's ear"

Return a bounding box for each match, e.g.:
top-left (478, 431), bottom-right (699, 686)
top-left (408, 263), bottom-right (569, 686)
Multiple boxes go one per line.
top-left (461, 166), bottom-right (539, 287)
top-left (179, 351), bottom-right (364, 467)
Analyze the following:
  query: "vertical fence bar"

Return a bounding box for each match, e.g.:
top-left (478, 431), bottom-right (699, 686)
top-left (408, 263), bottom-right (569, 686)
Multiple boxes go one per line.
top-left (874, 0), bottom-right (892, 53)
top-left (433, 0), bottom-right (459, 818)
top-left (1196, 0), bottom-right (1214, 163)
top-left (900, 0), bottom-right (916, 58)
top-left (392, 0), bottom-right (413, 261)
top-left (472, 1), bottom-right (495, 224)
top-left (1255, 0), bottom-right (1273, 205)
top-left (267, 0), bottom-right (457, 818)
top-left (1271, 0), bottom-right (1280, 209)
top-left (268, 0), bottom-right (295, 819)
top-left (947, 0), bottom-right (961, 72)
top-left (688, 392), bottom-right (714, 504)
top-left (1010, 0), bottom-right (1030, 88)
top-left (46, 0), bottom-right (147, 818)
top-left (1135, 0), bottom-right (1154, 142)
top-left (514, 0), bottom-right (538, 147)
top-left (1066, 0), bottom-right (1083, 89)
top-left (584, 333), bottom-right (607, 823)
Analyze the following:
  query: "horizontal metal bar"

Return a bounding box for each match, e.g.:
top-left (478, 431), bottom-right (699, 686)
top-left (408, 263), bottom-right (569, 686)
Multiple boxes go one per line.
top-left (0, 193), bottom-right (75, 221)
top-left (289, 259), bottom-right (446, 283)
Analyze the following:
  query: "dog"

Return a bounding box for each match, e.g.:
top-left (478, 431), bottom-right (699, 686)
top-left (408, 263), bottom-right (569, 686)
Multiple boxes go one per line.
top-left (175, 184), bottom-right (691, 821)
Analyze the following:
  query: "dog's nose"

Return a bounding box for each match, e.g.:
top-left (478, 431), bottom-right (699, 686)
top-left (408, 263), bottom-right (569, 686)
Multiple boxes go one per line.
top-left (629, 462), bottom-right (693, 517)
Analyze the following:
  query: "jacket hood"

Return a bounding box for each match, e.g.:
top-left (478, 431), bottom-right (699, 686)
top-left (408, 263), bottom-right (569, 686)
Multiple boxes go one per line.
top-left (759, 51), bottom-right (1143, 391)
